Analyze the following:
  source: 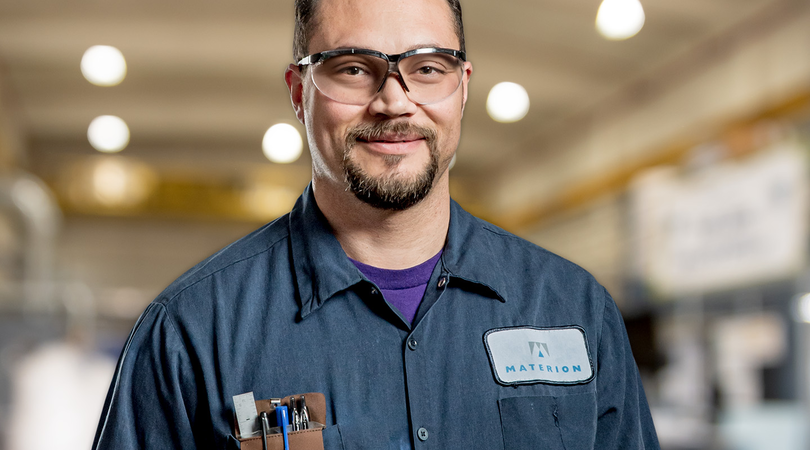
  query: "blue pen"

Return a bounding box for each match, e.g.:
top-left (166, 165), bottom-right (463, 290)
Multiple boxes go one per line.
top-left (275, 405), bottom-right (290, 450)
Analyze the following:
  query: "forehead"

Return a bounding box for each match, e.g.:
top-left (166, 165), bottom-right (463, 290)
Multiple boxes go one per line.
top-left (310, 0), bottom-right (458, 54)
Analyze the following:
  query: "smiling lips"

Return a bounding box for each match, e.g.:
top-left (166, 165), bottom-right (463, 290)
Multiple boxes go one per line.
top-left (357, 133), bottom-right (426, 155)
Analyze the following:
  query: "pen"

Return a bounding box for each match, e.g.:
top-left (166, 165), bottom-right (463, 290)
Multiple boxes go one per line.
top-left (275, 405), bottom-right (290, 450)
top-left (259, 411), bottom-right (269, 450)
top-left (300, 395), bottom-right (310, 430)
top-left (290, 397), bottom-right (300, 431)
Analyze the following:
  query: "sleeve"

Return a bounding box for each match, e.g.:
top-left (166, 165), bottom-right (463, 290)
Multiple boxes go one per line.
top-left (594, 289), bottom-right (661, 449)
top-left (92, 302), bottom-right (200, 450)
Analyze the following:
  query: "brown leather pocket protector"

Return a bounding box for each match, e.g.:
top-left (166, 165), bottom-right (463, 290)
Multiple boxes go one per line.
top-left (237, 393), bottom-right (327, 450)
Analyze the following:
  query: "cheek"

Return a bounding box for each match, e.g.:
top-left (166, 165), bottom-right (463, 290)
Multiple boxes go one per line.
top-left (429, 106), bottom-right (463, 149)
top-left (304, 95), bottom-right (366, 164)
top-left (304, 92), bottom-right (338, 146)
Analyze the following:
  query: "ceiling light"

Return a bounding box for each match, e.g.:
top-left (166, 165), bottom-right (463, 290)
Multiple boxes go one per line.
top-left (61, 156), bottom-right (156, 209)
top-left (596, 0), bottom-right (645, 40)
top-left (87, 115), bottom-right (130, 153)
top-left (92, 158), bottom-right (130, 206)
top-left (262, 123), bottom-right (303, 164)
top-left (486, 82), bottom-right (530, 123)
top-left (795, 293), bottom-right (810, 323)
top-left (81, 45), bottom-right (127, 86)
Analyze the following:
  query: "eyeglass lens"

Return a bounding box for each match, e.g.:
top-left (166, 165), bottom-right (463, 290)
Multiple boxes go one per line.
top-left (310, 52), bottom-right (463, 105)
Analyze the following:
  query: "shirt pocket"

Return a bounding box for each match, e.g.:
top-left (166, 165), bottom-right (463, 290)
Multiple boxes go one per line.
top-left (498, 392), bottom-right (596, 450)
top-left (321, 424), bottom-right (345, 450)
top-left (228, 425), bottom-right (344, 450)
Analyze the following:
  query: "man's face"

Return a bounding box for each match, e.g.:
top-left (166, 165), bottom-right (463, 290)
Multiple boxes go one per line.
top-left (287, 0), bottom-right (472, 210)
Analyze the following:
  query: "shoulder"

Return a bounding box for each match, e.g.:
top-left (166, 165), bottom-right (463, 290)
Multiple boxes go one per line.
top-left (462, 207), bottom-right (599, 286)
top-left (457, 208), bottom-right (619, 350)
top-left (154, 214), bottom-right (291, 307)
top-left (449, 202), bottom-right (610, 323)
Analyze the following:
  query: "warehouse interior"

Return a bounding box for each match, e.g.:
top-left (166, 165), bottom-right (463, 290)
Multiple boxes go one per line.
top-left (1, 0), bottom-right (810, 448)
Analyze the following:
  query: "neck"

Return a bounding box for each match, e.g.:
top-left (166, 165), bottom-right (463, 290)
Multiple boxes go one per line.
top-left (313, 173), bottom-right (450, 270)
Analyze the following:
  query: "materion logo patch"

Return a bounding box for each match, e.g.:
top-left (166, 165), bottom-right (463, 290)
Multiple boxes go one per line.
top-left (484, 326), bottom-right (594, 385)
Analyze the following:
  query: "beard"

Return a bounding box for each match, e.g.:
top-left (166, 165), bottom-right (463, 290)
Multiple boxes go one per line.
top-left (343, 121), bottom-right (440, 211)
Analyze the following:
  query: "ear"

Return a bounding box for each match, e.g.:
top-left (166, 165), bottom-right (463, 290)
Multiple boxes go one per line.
top-left (460, 61), bottom-right (473, 118)
top-left (285, 64), bottom-right (306, 125)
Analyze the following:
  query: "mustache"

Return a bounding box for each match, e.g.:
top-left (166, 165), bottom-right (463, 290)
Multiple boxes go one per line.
top-left (345, 121), bottom-right (437, 148)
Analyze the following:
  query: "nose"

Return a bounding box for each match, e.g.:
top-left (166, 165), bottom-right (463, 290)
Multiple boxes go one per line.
top-left (367, 74), bottom-right (418, 118)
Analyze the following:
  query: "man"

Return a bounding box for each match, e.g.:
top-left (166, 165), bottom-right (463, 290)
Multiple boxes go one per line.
top-left (93, 0), bottom-right (660, 448)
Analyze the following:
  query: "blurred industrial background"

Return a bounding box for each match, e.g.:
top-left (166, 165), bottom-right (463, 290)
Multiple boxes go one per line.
top-left (1, 0), bottom-right (810, 448)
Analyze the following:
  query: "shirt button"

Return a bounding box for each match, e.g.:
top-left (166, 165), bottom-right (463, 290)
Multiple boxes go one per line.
top-left (407, 338), bottom-right (418, 350)
top-left (437, 277), bottom-right (447, 288)
top-left (370, 286), bottom-right (378, 295)
top-left (417, 427), bottom-right (429, 441)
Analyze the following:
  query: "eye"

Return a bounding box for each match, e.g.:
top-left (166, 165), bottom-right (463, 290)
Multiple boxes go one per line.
top-left (412, 64), bottom-right (449, 80)
top-left (341, 66), bottom-right (366, 76)
top-left (405, 56), bottom-right (453, 78)
top-left (322, 55), bottom-right (378, 78)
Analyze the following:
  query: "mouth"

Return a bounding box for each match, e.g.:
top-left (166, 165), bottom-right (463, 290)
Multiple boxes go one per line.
top-left (356, 133), bottom-right (426, 145)
top-left (346, 122), bottom-right (437, 158)
top-left (354, 133), bottom-right (426, 155)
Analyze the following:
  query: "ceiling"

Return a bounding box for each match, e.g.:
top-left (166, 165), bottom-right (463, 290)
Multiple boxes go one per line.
top-left (0, 0), bottom-right (790, 222)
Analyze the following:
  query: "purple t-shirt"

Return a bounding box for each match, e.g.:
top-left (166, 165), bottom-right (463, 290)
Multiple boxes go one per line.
top-left (350, 251), bottom-right (442, 324)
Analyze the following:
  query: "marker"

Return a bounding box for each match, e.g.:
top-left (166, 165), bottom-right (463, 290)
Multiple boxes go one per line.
top-left (275, 406), bottom-right (290, 450)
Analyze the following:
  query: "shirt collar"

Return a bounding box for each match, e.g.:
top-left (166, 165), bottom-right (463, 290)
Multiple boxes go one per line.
top-left (441, 199), bottom-right (509, 303)
top-left (289, 184), bottom-right (365, 319)
top-left (290, 185), bottom-right (508, 319)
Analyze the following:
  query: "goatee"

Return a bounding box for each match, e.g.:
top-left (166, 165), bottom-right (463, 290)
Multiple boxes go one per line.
top-left (344, 121), bottom-right (439, 211)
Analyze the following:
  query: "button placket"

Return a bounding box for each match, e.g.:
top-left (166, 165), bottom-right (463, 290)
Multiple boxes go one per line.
top-left (403, 273), bottom-right (450, 448)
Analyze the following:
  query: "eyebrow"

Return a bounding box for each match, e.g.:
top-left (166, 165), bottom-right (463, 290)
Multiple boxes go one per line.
top-left (404, 43), bottom-right (446, 52)
top-left (328, 42), bottom-right (448, 54)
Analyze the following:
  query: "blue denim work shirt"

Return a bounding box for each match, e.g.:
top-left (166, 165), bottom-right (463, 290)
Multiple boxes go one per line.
top-left (93, 184), bottom-right (660, 450)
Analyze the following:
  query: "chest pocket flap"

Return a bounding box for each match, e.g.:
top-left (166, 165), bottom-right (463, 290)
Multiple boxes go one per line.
top-left (498, 392), bottom-right (596, 450)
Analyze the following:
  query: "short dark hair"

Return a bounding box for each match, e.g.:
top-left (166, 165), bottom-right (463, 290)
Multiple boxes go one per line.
top-left (293, 0), bottom-right (466, 62)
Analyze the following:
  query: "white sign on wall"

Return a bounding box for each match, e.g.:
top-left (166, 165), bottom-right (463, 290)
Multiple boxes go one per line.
top-left (631, 143), bottom-right (808, 297)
